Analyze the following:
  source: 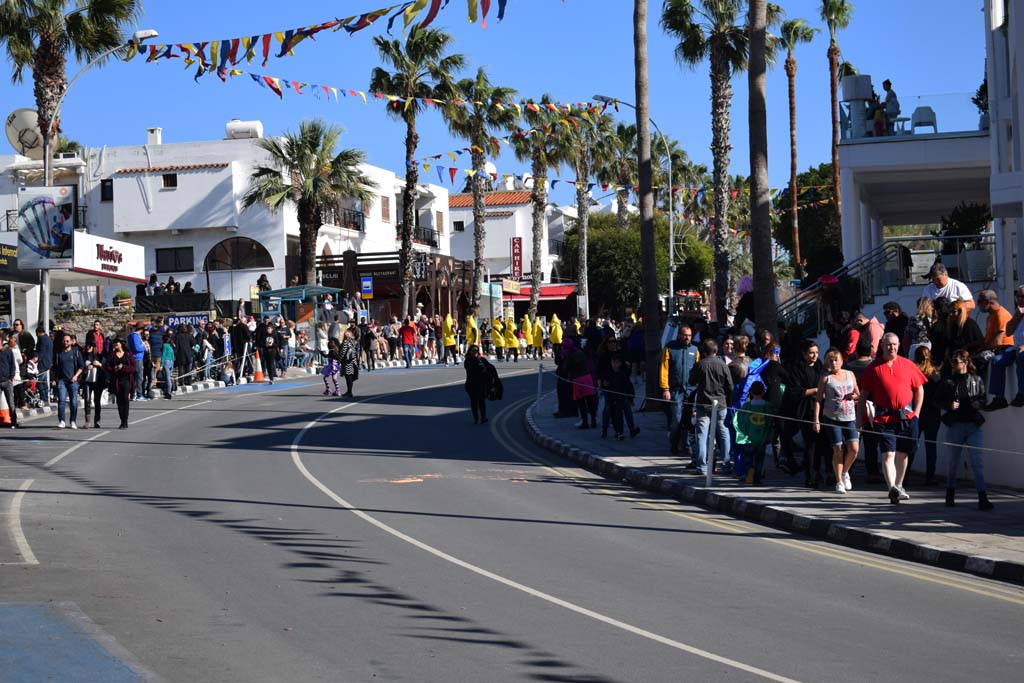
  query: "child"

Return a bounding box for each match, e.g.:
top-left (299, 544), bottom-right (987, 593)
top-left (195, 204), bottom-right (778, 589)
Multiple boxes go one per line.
top-left (322, 339), bottom-right (341, 396)
top-left (734, 380), bottom-right (774, 485)
top-left (605, 355), bottom-right (639, 441)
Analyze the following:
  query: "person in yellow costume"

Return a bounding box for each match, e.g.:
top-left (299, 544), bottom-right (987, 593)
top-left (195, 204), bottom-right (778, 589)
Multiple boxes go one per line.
top-left (549, 314), bottom-right (563, 361)
top-left (466, 312), bottom-right (479, 348)
top-left (532, 316), bottom-right (544, 360)
top-left (573, 317), bottom-right (582, 336)
top-left (520, 315), bottom-right (533, 356)
top-left (442, 312), bottom-right (458, 366)
top-left (491, 316), bottom-right (505, 361)
top-left (503, 317), bottom-right (519, 362)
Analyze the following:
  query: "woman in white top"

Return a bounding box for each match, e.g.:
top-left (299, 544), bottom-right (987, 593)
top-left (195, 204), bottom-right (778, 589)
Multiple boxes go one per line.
top-left (814, 348), bottom-right (861, 494)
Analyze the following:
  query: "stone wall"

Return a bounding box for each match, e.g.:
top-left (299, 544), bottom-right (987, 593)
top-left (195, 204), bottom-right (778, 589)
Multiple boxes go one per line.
top-left (53, 308), bottom-right (139, 340)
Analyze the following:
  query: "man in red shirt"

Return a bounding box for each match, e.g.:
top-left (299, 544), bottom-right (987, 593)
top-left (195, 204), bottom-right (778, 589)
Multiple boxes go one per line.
top-left (400, 317), bottom-right (418, 369)
top-left (858, 333), bottom-right (926, 504)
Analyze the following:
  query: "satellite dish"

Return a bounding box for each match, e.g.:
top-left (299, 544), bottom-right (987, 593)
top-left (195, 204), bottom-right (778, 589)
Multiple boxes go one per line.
top-left (5, 109), bottom-right (44, 160)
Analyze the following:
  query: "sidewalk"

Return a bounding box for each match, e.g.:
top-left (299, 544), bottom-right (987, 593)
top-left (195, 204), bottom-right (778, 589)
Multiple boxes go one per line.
top-left (526, 389), bottom-right (1024, 584)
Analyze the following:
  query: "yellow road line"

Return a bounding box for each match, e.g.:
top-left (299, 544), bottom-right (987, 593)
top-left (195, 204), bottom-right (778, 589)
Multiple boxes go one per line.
top-left (490, 400), bottom-right (1024, 607)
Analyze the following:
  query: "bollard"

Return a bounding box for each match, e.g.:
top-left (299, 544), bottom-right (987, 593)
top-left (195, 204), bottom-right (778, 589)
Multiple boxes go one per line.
top-left (536, 364), bottom-right (544, 404)
top-left (706, 399), bottom-right (719, 488)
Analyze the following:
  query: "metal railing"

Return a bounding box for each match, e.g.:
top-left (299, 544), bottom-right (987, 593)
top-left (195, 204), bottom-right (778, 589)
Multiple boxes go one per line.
top-left (326, 207), bottom-right (365, 232)
top-left (4, 206), bottom-right (87, 232)
top-left (396, 223), bottom-right (439, 247)
top-left (776, 233), bottom-right (996, 337)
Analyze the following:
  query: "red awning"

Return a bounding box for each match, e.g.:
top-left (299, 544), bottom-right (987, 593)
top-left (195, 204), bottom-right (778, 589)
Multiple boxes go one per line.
top-left (505, 284), bottom-right (577, 301)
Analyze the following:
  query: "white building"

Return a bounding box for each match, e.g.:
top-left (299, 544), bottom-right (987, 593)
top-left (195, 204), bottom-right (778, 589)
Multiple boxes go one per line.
top-left (0, 119), bottom-right (451, 321)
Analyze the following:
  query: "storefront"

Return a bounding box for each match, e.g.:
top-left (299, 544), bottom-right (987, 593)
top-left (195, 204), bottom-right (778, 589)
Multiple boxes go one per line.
top-left (48, 232), bottom-right (146, 316)
top-left (0, 236), bottom-right (41, 330)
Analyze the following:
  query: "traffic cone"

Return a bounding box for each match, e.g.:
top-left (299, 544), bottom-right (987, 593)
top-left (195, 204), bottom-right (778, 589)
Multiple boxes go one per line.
top-left (253, 351), bottom-right (265, 383)
top-left (0, 389), bottom-right (11, 426)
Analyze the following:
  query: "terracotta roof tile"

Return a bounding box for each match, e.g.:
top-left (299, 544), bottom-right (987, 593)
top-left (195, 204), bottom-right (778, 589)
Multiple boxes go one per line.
top-left (115, 162), bottom-right (230, 174)
top-left (449, 191), bottom-right (532, 208)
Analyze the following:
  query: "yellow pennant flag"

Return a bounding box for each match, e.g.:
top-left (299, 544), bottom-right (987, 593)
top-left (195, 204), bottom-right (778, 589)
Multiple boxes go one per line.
top-left (404, 96), bottom-right (414, 111)
top-left (229, 69), bottom-right (243, 77)
top-left (357, 91), bottom-right (367, 104)
top-left (210, 40), bottom-right (219, 67)
top-left (471, 145), bottom-right (484, 154)
top-left (447, 152), bottom-right (458, 164)
top-left (511, 103), bottom-right (522, 118)
top-left (423, 163), bottom-right (432, 174)
top-left (465, 169), bottom-right (477, 177)
top-left (403, 0), bottom-right (429, 30)
top-left (468, 0), bottom-right (479, 23)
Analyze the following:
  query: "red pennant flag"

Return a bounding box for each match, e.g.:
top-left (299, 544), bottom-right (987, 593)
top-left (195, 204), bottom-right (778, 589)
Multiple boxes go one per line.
top-left (261, 34), bottom-right (272, 66)
top-left (227, 38), bottom-right (240, 65)
top-left (292, 81), bottom-right (303, 94)
top-left (263, 76), bottom-right (283, 99)
top-left (481, 0), bottom-right (491, 28)
top-left (730, 189), bottom-right (739, 200)
top-left (448, 168), bottom-right (457, 185)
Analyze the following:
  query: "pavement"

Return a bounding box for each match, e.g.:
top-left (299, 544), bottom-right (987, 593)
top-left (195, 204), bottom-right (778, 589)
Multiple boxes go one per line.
top-left (527, 385), bottom-right (1024, 584)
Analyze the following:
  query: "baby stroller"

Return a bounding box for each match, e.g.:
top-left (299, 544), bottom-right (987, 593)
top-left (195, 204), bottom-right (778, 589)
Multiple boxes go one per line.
top-left (21, 366), bottom-right (44, 410)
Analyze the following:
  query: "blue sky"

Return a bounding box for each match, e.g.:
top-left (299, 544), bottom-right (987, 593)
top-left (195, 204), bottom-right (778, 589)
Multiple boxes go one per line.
top-left (3, 0), bottom-right (986, 206)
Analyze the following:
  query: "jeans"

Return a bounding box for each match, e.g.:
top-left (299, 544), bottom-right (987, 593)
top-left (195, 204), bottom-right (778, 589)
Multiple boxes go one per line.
top-left (667, 389), bottom-right (688, 454)
top-left (37, 370), bottom-right (50, 404)
top-left (946, 421), bottom-right (986, 492)
top-left (57, 379), bottom-right (78, 424)
top-left (203, 355), bottom-right (214, 381)
top-left (695, 403), bottom-right (730, 473)
top-left (988, 347), bottom-right (1024, 399)
top-left (163, 360), bottom-right (174, 397)
top-left (404, 346), bottom-right (414, 368)
top-left (284, 345), bottom-right (295, 370)
top-left (134, 359), bottom-right (145, 398)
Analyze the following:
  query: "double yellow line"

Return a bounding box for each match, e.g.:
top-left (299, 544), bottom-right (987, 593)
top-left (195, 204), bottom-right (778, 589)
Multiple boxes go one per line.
top-left (489, 398), bottom-right (1024, 607)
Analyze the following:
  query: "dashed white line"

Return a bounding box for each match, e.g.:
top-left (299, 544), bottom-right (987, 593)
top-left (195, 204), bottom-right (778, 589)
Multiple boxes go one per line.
top-left (289, 375), bottom-right (801, 683)
top-left (129, 399), bottom-right (212, 426)
top-left (44, 431), bottom-right (111, 468)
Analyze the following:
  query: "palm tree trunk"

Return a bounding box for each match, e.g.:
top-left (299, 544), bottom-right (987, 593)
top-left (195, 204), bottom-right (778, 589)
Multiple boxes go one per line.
top-left (470, 142), bottom-right (487, 312)
top-left (616, 187), bottom-right (629, 229)
top-left (575, 144), bottom-right (591, 319)
top-left (34, 33), bottom-right (67, 178)
top-left (828, 41), bottom-right (843, 235)
top-left (709, 42), bottom-right (733, 324)
top-left (748, 0), bottom-right (777, 334)
top-left (299, 211), bottom-right (319, 287)
top-left (528, 147), bottom-right (546, 319)
top-left (634, 0), bottom-right (661, 399)
top-left (401, 113), bottom-right (420, 317)
top-left (786, 55), bottom-right (801, 279)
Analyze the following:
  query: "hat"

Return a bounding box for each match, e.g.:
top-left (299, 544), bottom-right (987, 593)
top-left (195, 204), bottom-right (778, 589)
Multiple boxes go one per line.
top-left (978, 289), bottom-right (998, 302)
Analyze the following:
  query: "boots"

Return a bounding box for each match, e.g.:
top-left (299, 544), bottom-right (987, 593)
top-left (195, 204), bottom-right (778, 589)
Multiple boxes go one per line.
top-left (945, 488), bottom-right (955, 507)
top-left (978, 491), bottom-right (994, 511)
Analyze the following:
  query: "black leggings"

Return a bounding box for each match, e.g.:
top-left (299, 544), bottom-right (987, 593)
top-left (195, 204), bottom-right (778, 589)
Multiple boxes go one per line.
top-left (468, 388), bottom-right (487, 422)
top-left (344, 375), bottom-right (355, 395)
top-left (83, 383), bottom-right (103, 425)
top-left (114, 379), bottom-right (131, 426)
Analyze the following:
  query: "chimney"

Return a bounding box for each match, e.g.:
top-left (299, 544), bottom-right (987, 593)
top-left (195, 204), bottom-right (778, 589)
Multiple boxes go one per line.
top-left (146, 127), bottom-right (162, 145)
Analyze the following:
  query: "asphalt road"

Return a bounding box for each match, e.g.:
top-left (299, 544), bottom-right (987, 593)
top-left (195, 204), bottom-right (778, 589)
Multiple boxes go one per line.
top-left (2, 362), bottom-right (1022, 682)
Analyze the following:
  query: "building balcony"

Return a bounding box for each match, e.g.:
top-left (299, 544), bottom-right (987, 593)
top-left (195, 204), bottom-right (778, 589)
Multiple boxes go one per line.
top-left (396, 223), bottom-right (439, 248)
top-left (325, 207), bottom-right (365, 232)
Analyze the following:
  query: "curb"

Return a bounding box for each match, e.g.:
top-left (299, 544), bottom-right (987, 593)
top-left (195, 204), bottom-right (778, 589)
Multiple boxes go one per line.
top-left (523, 397), bottom-right (1024, 586)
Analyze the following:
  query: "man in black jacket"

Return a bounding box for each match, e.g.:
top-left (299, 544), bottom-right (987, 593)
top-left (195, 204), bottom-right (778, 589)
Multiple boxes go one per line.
top-left (0, 338), bottom-right (18, 428)
top-left (689, 338), bottom-right (734, 475)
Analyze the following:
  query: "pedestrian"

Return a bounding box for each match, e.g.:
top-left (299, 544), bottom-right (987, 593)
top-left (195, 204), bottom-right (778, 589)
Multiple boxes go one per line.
top-left (35, 326), bottom-right (52, 405)
top-left (503, 317), bottom-right (519, 363)
top-left (339, 328), bottom-right (359, 397)
top-left (903, 297), bottom-right (934, 361)
top-left (550, 314), bottom-right (564, 365)
top-left (463, 344), bottom-right (495, 424)
top-left (660, 325), bottom-right (699, 458)
top-left (533, 316), bottom-right (545, 360)
top-left (566, 337), bottom-right (597, 428)
top-left (857, 333), bottom-right (927, 504)
top-left (361, 319), bottom-right (377, 372)
top-left (913, 346), bottom-right (943, 486)
top-left (82, 338), bottom-right (107, 429)
top-left (465, 312), bottom-right (479, 348)
top-left (882, 302), bottom-right (910, 356)
top-left (520, 315), bottom-right (534, 359)
top-left (0, 336), bottom-right (18, 428)
top-left (400, 317), bottom-right (417, 368)
top-left (160, 334), bottom-right (176, 399)
top-left (104, 339), bottom-right (135, 430)
top-left (923, 262), bottom-right (974, 312)
top-left (689, 338), bottom-right (734, 475)
top-left (126, 322), bottom-right (146, 400)
top-left (813, 348), bottom-right (860, 494)
top-left (322, 339), bottom-right (341, 396)
top-left (734, 381), bottom-right (774, 484)
top-left (54, 333), bottom-right (84, 429)
top-left (781, 339), bottom-right (825, 486)
top-left (174, 324), bottom-right (195, 387)
top-left (604, 354), bottom-right (639, 440)
top-left (986, 284), bottom-right (1024, 409)
top-left (442, 313), bottom-right (459, 365)
top-left (940, 350), bottom-right (993, 511)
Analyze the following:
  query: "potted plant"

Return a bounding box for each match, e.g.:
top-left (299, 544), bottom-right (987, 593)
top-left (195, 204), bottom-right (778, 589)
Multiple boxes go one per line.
top-left (113, 288), bottom-right (133, 308)
top-left (973, 75), bottom-right (989, 131)
top-left (933, 201), bottom-right (992, 280)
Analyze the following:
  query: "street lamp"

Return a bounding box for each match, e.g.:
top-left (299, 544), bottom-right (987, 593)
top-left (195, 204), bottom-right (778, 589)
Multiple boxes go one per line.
top-left (38, 28), bottom-right (158, 330)
top-left (594, 94), bottom-right (675, 315)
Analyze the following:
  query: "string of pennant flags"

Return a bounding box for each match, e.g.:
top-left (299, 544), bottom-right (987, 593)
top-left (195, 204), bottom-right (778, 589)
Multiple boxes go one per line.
top-left (126, 0), bottom-right (523, 74)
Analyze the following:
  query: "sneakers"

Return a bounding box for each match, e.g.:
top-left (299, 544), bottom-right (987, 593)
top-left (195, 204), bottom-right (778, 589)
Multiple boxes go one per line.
top-left (983, 397), bottom-right (1009, 411)
top-left (70, 422), bottom-right (78, 430)
top-left (835, 481), bottom-right (846, 494)
top-left (888, 486), bottom-right (901, 504)
top-left (1011, 394), bottom-right (1024, 407)
top-left (898, 486), bottom-right (910, 500)
top-left (58, 420), bottom-right (66, 429)
top-left (842, 473), bottom-right (852, 491)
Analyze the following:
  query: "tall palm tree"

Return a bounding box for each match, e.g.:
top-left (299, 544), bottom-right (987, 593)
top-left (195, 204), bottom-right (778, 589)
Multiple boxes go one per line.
top-left (370, 28), bottom-right (465, 316)
top-left (661, 0), bottom-right (751, 322)
top-left (820, 0), bottom-right (853, 237)
top-left (442, 68), bottom-right (518, 309)
top-left (241, 119), bottom-right (377, 286)
top-left (593, 122), bottom-right (638, 229)
top-left (0, 0), bottom-right (141, 170)
top-left (512, 95), bottom-right (567, 318)
top-left (779, 18), bottom-right (818, 280)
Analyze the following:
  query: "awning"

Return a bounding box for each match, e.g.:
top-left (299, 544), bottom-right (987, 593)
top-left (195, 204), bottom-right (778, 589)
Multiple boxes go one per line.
top-left (505, 284), bottom-right (576, 301)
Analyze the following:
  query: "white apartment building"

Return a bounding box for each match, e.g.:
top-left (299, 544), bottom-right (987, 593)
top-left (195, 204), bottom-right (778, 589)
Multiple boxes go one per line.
top-left (0, 119), bottom-right (451, 322)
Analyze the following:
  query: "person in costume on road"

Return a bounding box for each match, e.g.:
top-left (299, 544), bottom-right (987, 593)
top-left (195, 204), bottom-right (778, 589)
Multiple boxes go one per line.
top-left (339, 328), bottom-right (360, 398)
top-left (549, 314), bottom-right (563, 361)
top-left (442, 313), bottom-right (459, 366)
top-left (322, 339), bottom-right (341, 396)
top-left (533, 317), bottom-right (544, 360)
top-left (466, 312), bottom-right (479, 349)
top-left (491, 316), bottom-right (505, 361)
top-left (504, 317), bottom-right (518, 363)
top-left (520, 315), bottom-right (533, 358)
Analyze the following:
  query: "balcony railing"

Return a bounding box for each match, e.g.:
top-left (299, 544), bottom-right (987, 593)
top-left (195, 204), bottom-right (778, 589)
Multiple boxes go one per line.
top-left (5, 206), bottom-right (87, 232)
top-left (840, 89), bottom-right (985, 142)
top-left (326, 207), bottom-right (365, 232)
top-left (396, 223), bottom-right (439, 247)
top-left (548, 238), bottom-right (565, 257)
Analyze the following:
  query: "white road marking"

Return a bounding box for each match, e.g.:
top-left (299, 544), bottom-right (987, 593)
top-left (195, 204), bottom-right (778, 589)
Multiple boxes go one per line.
top-left (129, 399), bottom-right (211, 426)
top-left (44, 431), bottom-right (111, 468)
top-left (290, 375), bottom-right (801, 683)
top-left (6, 479), bottom-right (38, 565)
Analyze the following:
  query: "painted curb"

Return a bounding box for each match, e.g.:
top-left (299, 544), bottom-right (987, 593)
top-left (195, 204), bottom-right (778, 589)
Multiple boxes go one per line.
top-left (524, 398), bottom-right (1024, 586)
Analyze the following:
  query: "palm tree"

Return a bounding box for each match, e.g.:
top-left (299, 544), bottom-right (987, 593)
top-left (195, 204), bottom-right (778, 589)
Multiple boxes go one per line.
top-left (512, 95), bottom-right (567, 318)
top-left (747, 0), bottom-right (776, 333)
top-left (779, 18), bottom-right (817, 280)
top-left (593, 122), bottom-right (638, 229)
top-left (442, 68), bottom-right (518, 309)
top-left (370, 28), bottom-right (465, 316)
top-left (820, 0), bottom-right (853, 237)
top-left (241, 119), bottom-right (377, 286)
top-left (0, 0), bottom-right (141, 170)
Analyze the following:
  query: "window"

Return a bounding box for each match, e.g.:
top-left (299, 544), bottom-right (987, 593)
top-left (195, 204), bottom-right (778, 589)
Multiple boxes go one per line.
top-left (100, 179), bottom-right (113, 202)
top-left (436, 210), bottom-right (444, 235)
top-left (204, 237), bottom-right (274, 271)
top-left (156, 247), bottom-right (194, 273)
top-left (381, 195), bottom-right (391, 222)
top-left (161, 173), bottom-right (178, 189)
top-left (453, 220), bottom-right (465, 232)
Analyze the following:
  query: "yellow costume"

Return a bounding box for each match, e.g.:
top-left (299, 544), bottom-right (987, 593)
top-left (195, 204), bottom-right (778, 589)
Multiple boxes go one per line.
top-left (532, 318), bottom-right (544, 351)
top-left (442, 313), bottom-right (456, 347)
top-left (504, 318), bottom-right (518, 357)
top-left (491, 318), bottom-right (505, 348)
top-left (466, 314), bottom-right (479, 346)
top-left (521, 316), bottom-right (533, 347)
top-left (549, 314), bottom-right (563, 345)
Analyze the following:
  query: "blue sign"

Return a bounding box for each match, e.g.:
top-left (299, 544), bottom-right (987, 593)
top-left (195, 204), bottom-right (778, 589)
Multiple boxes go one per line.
top-left (361, 276), bottom-right (373, 299)
top-left (167, 313), bottom-right (210, 328)
top-left (490, 283), bottom-right (502, 299)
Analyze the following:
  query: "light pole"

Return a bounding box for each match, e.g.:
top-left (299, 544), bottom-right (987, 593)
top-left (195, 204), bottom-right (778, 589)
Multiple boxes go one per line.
top-left (594, 94), bottom-right (675, 315)
top-left (37, 28), bottom-right (158, 330)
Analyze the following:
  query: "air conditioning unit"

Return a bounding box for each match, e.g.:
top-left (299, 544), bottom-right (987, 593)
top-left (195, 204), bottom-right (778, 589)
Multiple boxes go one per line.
top-left (58, 152), bottom-right (79, 159)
